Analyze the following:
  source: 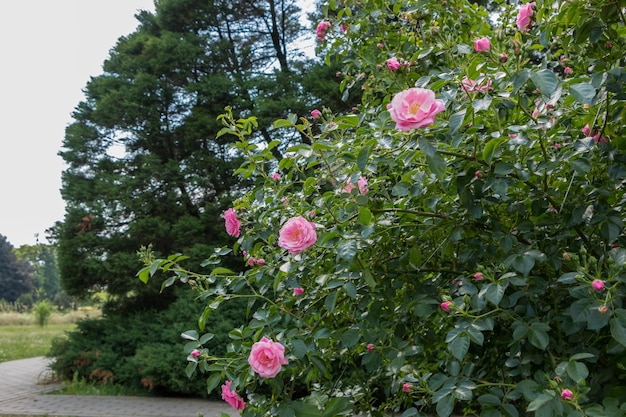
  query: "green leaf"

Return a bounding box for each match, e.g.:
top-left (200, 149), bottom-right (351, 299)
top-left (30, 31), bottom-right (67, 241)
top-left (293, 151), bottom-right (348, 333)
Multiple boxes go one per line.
top-left (198, 333), bottom-right (214, 344)
top-left (358, 207), bottom-right (372, 226)
top-left (526, 392), bottom-right (554, 412)
top-left (418, 136), bottom-right (438, 157)
top-left (210, 267), bottom-right (234, 275)
top-left (528, 327), bottom-right (550, 350)
top-left (180, 330), bottom-right (199, 341)
top-left (449, 110), bottom-right (467, 135)
top-left (570, 83), bottom-right (597, 105)
top-left (449, 334), bottom-right (470, 360)
top-left (473, 95), bottom-right (493, 112)
top-left (362, 268), bottom-right (377, 288)
top-left (337, 240), bottom-right (358, 261)
top-left (435, 394), bottom-right (455, 417)
top-left (325, 291), bottom-right (338, 313)
top-left (483, 137), bottom-right (505, 164)
top-left (610, 317), bottom-right (626, 347)
top-left (340, 328), bottom-right (361, 348)
top-left (477, 394), bottom-right (501, 406)
top-left (323, 397), bottom-right (352, 416)
top-left (567, 360), bottom-right (589, 382)
top-left (206, 373), bottom-right (222, 395)
top-left (427, 153), bottom-right (447, 180)
top-left (530, 69), bottom-right (559, 96)
top-left (185, 361), bottom-right (197, 379)
top-left (357, 145), bottom-right (371, 172)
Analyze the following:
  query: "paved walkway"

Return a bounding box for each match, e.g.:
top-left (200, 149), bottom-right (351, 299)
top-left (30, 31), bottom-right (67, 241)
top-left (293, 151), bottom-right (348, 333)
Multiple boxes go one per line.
top-left (0, 357), bottom-right (237, 417)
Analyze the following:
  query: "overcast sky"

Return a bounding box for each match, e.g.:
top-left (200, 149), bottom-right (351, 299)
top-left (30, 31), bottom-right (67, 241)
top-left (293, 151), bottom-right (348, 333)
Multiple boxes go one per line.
top-left (0, 0), bottom-right (316, 248)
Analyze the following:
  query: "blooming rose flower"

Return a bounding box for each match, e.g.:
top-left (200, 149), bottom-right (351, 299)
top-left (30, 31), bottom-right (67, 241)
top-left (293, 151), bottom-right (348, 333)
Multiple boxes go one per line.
top-left (387, 88), bottom-right (445, 131)
top-left (224, 208), bottom-right (241, 238)
top-left (247, 257), bottom-right (256, 267)
top-left (440, 301), bottom-right (453, 312)
top-left (256, 258), bottom-right (265, 266)
top-left (474, 37), bottom-right (491, 52)
top-left (517, 2), bottom-right (536, 31)
top-left (561, 388), bottom-right (573, 400)
top-left (592, 279), bottom-right (605, 291)
top-left (387, 57), bottom-right (401, 71)
top-left (248, 336), bottom-right (288, 378)
top-left (272, 173), bottom-right (281, 181)
top-left (311, 109), bottom-right (322, 119)
top-left (316, 21), bottom-right (331, 41)
top-left (221, 380), bottom-right (245, 411)
top-left (564, 67), bottom-right (573, 75)
top-left (278, 216), bottom-right (317, 254)
top-left (293, 287), bottom-right (304, 296)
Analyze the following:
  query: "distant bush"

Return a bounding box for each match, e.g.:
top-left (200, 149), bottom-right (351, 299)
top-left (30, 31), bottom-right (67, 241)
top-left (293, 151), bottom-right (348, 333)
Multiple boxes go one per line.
top-left (33, 300), bottom-right (54, 327)
top-left (48, 288), bottom-right (246, 397)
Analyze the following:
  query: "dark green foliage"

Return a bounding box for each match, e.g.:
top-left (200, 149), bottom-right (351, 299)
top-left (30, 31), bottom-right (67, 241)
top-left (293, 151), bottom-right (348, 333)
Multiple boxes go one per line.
top-left (0, 234), bottom-right (34, 302)
top-left (48, 289), bottom-right (247, 397)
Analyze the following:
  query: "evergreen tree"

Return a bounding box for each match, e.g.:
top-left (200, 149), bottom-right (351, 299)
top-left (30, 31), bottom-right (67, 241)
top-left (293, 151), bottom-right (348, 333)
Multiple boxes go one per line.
top-left (54, 0), bottom-right (328, 313)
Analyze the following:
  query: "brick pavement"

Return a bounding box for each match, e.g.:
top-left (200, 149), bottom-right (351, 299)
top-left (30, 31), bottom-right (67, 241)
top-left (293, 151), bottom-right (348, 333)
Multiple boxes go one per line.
top-left (0, 357), bottom-right (237, 417)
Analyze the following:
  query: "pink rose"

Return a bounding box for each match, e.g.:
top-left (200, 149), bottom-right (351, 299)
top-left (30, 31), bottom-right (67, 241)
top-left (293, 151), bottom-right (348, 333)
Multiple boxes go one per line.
top-left (256, 258), bottom-right (265, 266)
top-left (272, 173), bottom-right (281, 181)
top-left (461, 75), bottom-right (492, 93)
top-left (224, 208), bottom-right (241, 238)
top-left (190, 349), bottom-right (201, 358)
top-left (440, 301), bottom-right (453, 312)
top-left (386, 57), bottom-right (402, 71)
top-left (582, 124), bottom-right (592, 136)
top-left (221, 380), bottom-right (245, 411)
top-left (387, 87), bottom-right (445, 131)
top-left (247, 257), bottom-right (256, 267)
top-left (564, 67), bottom-right (573, 75)
top-left (517, 2), bottom-right (536, 31)
top-left (316, 21), bottom-right (331, 41)
top-left (293, 287), bottom-right (304, 296)
top-left (474, 37), bottom-right (491, 52)
top-left (592, 279), bottom-right (605, 291)
top-left (248, 336), bottom-right (288, 378)
top-left (561, 388), bottom-right (573, 400)
top-left (311, 109), bottom-right (322, 119)
top-left (473, 272), bottom-right (484, 280)
top-left (403, 383), bottom-right (412, 392)
top-left (366, 343), bottom-right (374, 352)
top-left (343, 176), bottom-right (369, 195)
top-left (278, 216), bottom-right (317, 254)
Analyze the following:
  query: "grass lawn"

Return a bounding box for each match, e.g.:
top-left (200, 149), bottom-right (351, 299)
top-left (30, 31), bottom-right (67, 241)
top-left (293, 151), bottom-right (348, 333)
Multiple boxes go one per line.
top-left (0, 323), bottom-right (74, 363)
top-left (0, 309), bottom-right (99, 363)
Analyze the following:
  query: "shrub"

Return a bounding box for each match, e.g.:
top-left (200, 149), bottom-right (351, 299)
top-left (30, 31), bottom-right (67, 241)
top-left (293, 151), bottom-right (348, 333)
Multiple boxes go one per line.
top-left (49, 288), bottom-right (247, 397)
top-left (139, 0), bottom-right (626, 415)
top-left (33, 300), bottom-right (54, 327)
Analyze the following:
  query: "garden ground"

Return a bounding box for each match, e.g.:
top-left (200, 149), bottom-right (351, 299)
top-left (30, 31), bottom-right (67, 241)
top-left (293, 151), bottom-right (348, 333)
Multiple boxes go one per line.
top-left (0, 357), bottom-right (237, 417)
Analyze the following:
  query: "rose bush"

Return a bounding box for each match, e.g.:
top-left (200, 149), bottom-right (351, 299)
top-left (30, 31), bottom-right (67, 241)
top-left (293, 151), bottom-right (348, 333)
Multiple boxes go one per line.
top-left (139, 0), bottom-right (626, 415)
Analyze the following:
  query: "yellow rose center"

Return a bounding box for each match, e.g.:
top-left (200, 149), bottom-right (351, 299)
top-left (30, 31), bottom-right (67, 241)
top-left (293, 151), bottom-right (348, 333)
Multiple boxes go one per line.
top-left (408, 102), bottom-right (421, 115)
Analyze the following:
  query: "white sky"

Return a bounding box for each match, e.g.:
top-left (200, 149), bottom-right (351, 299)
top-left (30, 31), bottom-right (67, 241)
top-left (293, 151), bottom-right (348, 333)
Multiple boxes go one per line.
top-left (0, 0), bottom-right (316, 248)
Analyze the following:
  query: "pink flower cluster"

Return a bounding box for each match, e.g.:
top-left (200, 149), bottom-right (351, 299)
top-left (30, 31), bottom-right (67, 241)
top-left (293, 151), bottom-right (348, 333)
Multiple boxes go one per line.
top-left (343, 176), bottom-right (369, 195)
top-left (461, 75), bottom-right (492, 93)
top-left (316, 21), bottom-right (331, 41)
top-left (387, 87), bottom-right (446, 131)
